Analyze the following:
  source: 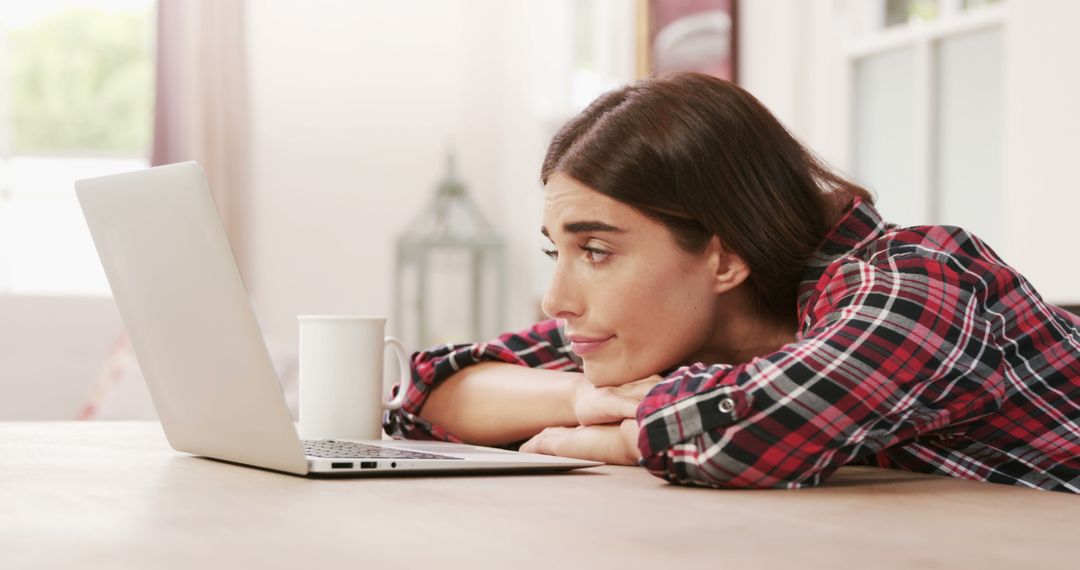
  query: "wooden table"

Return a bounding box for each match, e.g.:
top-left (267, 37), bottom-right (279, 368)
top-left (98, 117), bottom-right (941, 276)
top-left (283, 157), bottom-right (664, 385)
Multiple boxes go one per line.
top-left (1, 422), bottom-right (1077, 569)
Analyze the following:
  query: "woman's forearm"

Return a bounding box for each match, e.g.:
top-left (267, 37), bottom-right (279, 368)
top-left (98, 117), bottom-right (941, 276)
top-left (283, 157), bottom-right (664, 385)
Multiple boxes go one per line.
top-left (417, 362), bottom-right (582, 446)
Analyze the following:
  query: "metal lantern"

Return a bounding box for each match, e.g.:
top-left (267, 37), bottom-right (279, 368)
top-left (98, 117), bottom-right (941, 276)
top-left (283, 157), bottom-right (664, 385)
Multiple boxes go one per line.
top-left (394, 152), bottom-right (505, 351)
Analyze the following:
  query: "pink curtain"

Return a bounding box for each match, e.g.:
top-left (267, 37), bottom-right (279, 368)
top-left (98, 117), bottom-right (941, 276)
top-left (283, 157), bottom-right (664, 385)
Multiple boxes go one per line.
top-left (152, 0), bottom-right (251, 276)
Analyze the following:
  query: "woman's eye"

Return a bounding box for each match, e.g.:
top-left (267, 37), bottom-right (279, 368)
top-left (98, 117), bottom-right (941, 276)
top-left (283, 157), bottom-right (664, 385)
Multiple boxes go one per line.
top-left (542, 245), bottom-right (609, 263)
top-left (583, 246), bottom-right (610, 263)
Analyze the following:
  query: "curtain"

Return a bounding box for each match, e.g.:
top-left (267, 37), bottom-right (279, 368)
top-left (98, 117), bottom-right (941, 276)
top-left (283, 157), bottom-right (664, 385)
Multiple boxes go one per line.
top-left (152, 0), bottom-right (251, 276)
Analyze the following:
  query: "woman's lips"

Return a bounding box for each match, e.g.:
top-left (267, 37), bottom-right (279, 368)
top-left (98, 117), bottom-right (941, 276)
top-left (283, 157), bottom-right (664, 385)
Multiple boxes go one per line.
top-left (568, 334), bottom-right (614, 355)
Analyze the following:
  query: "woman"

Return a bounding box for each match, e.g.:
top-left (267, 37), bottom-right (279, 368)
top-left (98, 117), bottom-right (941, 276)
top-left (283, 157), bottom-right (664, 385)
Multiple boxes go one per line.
top-left (386, 72), bottom-right (1080, 492)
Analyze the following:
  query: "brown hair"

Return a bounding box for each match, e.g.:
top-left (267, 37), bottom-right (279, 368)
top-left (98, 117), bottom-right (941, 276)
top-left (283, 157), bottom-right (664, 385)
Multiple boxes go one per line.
top-left (540, 72), bottom-right (872, 318)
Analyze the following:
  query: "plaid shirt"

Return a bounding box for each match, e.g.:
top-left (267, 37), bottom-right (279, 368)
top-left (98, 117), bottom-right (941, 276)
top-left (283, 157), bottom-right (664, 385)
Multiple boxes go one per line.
top-left (386, 199), bottom-right (1080, 492)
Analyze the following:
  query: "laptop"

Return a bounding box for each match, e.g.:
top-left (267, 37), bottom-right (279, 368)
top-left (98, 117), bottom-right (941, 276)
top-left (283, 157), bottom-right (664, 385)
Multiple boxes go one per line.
top-left (75, 161), bottom-right (601, 476)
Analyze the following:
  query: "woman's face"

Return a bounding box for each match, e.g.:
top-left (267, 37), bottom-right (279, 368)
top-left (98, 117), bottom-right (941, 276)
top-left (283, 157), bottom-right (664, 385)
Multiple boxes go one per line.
top-left (541, 173), bottom-right (721, 387)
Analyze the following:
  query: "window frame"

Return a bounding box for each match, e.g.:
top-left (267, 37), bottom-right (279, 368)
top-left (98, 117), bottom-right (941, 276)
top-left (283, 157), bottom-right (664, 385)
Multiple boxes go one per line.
top-left (839, 1), bottom-right (1005, 224)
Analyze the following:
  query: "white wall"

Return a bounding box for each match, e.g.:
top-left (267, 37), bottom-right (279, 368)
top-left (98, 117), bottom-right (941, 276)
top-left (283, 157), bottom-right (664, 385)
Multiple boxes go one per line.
top-left (0, 296), bottom-right (123, 419)
top-left (1000, 0), bottom-right (1080, 303)
top-left (246, 0), bottom-right (581, 355)
top-left (736, 0), bottom-right (845, 168)
top-left (737, 0), bottom-right (808, 137)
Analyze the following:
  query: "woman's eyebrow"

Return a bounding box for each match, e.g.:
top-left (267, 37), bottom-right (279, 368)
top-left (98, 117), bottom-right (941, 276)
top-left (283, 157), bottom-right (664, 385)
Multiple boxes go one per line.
top-left (540, 220), bottom-right (625, 237)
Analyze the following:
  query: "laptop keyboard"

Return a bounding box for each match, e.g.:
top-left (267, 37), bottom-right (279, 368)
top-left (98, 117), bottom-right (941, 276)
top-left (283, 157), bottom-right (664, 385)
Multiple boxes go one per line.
top-left (302, 439), bottom-right (462, 460)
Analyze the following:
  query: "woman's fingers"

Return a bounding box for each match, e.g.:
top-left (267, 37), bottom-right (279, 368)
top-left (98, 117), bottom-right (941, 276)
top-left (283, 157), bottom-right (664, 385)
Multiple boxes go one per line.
top-left (626, 374), bottom-right (664, 399)
top-left (574, 374), bottom-right (666, 426)
top-left (633, 373), bottom-right (664, 392)
top-left (521, 426), bottom-right (571, 455)
top-left (520, 430), bottom-right (547, 454)
top-left (611, 374), bottom-right (663, 405)
top-left (520, 424), bottom-right (639, 465)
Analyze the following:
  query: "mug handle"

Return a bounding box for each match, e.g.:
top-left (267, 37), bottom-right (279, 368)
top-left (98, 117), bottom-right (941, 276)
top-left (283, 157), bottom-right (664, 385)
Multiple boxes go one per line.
top-left (383, 336), bottom-right (412, 410)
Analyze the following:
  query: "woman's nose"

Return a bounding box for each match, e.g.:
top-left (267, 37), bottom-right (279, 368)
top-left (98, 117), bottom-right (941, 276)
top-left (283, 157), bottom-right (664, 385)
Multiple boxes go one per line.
top-left (541, 264), bottom-right (584, 319)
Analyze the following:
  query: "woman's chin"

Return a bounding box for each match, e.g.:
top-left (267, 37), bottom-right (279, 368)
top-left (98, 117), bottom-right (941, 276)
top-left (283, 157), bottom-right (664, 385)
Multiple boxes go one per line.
top-left (582, 361), bottom-right (644, 387)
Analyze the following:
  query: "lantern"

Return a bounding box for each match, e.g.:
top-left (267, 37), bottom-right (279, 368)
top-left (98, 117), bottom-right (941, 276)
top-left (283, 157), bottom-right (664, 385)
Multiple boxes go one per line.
top-left (394, 152), bottom-right (505, 351)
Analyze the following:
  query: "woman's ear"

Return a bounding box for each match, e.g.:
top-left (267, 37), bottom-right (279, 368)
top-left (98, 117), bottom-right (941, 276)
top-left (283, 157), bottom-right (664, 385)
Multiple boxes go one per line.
top-left (706, 236), bottom-right (750, 294)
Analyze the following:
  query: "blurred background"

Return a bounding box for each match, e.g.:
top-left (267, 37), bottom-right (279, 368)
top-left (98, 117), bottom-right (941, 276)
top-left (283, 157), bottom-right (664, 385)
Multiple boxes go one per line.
top-left (1, 0), bottom-right (1077, 421)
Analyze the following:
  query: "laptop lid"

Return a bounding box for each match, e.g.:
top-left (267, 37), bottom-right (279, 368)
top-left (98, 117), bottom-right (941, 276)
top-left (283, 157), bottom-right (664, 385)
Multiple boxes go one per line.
top-left (76, 162), bottom-right (309, 475)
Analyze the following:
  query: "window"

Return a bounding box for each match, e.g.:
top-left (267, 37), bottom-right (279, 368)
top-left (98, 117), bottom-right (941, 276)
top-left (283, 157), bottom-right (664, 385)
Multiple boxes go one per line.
top-left (845, 0), bottom-right (1004, 243)
top-left (569, 0), bottom-right (635, 111)
top-left (0, 0), bottom-right (155, 296)
top-left (882, 0), bottom-right (1003, 28)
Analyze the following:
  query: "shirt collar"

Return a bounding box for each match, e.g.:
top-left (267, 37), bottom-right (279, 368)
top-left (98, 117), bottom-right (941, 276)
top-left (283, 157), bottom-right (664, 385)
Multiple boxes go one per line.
top-left (796, 197), bottom-right (890, 311)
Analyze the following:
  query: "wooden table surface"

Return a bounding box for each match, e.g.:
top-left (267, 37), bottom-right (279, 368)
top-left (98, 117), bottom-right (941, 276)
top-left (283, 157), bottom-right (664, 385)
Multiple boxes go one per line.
top-left (1, 422), bottom-right (1077, 569)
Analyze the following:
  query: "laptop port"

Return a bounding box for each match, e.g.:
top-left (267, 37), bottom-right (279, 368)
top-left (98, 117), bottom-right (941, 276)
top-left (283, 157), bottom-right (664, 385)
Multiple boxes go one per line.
top-left (360, 461), bottom-right (377, 469)
top-left (331, 462), bottom-right (353, 469)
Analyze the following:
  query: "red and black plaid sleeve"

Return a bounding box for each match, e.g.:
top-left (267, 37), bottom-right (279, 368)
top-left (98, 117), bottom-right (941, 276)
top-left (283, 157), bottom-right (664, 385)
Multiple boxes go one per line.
top-left (384, 318), bottom-right (579, 442)
top-left (637, 200), bottom-right (1080, 492)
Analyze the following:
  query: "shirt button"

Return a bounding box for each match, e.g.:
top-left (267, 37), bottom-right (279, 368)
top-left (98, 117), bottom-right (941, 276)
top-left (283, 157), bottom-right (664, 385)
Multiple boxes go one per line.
top-left (718, 397), bottom-right (735, 414)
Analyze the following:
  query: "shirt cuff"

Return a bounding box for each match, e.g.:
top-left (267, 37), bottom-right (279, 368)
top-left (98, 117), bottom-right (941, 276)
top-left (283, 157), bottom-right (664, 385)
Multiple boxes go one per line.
top-left (636, 383), bottom-right (753, 460)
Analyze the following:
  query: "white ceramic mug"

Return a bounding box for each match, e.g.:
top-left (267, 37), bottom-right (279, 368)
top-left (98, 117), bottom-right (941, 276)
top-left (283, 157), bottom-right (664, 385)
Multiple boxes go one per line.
top-left (297, 315), bottom-right (412, 440)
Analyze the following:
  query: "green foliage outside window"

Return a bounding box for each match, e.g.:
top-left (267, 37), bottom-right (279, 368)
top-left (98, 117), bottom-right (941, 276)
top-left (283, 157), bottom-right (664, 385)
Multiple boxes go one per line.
top-left (8, 7), bottom-right (153, 155)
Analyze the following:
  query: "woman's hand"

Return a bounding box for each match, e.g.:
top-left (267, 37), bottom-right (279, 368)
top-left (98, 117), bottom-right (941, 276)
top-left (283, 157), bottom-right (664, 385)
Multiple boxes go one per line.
top-left (521, 373), bottom-right (663, 464)
top-left (571, 374), bottom-right (664, 426)
top-left (520, 418), bottom-right (643, 465)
